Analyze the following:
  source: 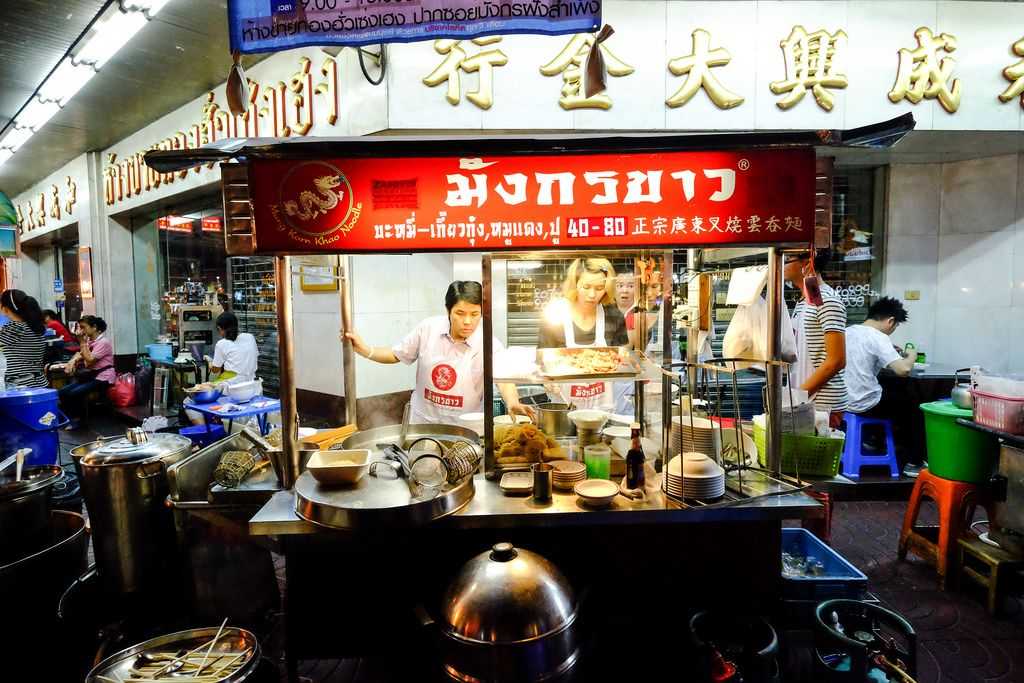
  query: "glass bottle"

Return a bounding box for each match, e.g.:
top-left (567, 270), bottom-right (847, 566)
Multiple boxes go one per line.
top-left (626, 422), bottom-right (645, 489)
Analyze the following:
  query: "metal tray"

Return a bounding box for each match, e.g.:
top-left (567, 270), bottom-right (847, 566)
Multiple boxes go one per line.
top-left (86, 626), bottom-right (260, 682)
top-left (537, 347), bottom-right (640, 381)
top-left (294, 423), bottom-right (480, 529)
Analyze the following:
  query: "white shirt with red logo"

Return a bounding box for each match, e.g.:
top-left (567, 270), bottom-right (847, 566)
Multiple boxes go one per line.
top-left (561, 306), bottom-right (614, 412)
top-left (392, 316), bottom-right (505, 424)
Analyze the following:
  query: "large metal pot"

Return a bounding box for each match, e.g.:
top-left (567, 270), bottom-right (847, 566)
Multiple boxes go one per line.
top-left (536, 403), bottom-right (576, 437)
top-left (436, 542), bottom-right (579, 682)
top-left (71, 428), bottom-right (193, 593)
top-left (0, 464), bottom-right (62, 563)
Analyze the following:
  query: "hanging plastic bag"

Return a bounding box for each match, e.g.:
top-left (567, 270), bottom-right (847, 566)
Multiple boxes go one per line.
top-left (723, 297), bottom-right (798, 369)
top-left (108, 373), bottom-right (137, 408)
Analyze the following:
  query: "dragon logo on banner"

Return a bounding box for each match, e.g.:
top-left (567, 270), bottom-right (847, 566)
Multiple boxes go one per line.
top-left (270, 161), bottom-right (361, 241)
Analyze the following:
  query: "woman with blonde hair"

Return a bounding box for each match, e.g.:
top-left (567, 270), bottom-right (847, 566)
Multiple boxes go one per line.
top-left (539, 257), bottom-right (630, 410)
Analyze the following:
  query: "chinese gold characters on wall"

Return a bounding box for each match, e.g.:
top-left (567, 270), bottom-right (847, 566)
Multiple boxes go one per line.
top-left (423, 37), bottom-right (508, 109)
top-left (14, 175), bottom-right (78, 234)
top-left (999, 37), bottom-right (1024, 107)
top-left (889, 27), bottom-right (961, 113)
top-left (666, 29), bottom-right (744, 109)
top-left (770, 26), bottom-right (848, 111)
top-left (540, 33), bottom-right (634, 110)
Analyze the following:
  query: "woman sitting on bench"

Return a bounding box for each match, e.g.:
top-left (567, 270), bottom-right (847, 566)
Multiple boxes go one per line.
top-left (59, 315), bottom-right (115, 430)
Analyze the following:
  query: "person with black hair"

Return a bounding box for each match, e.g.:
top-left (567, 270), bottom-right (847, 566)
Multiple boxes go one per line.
top-left (845, 297), bottom-right (916, 414)
top-left (785, 250), bottom-right (848, 427)
top-left (0, 289), bottom-right (48, 388)
top-left (343, 280), bottom-right (534, 424)
top-left (60, 315), bottom-right (115, 429)
top-left (205, 312), bottom-right (259, 383)
top-left (42, 309), bottom-right (74, 343)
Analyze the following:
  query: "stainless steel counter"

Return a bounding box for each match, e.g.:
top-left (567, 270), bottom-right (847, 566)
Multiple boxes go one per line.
top-left (249, 469), bottom-right (822, 535)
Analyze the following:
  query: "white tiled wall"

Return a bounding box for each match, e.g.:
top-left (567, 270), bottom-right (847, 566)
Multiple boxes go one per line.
top-left (884, 154), bottom-right (1024, 374)
top-left (292, 253), bottom-right (456, 398)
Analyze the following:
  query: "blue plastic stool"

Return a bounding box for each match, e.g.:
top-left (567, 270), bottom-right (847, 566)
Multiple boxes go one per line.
top-left (841, 412), bottom-right (899, 479)
top-left (178, 424), bottom-right (227, 449)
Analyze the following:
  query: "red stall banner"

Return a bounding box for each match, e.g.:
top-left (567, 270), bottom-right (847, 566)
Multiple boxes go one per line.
top-left (247, 149), bottom-right (815, 254)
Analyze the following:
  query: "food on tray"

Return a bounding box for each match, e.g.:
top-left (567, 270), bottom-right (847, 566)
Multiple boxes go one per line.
top-left (265, 428), bottom-right (283, 447)
top-left (541, 347), bottom-right (625, 376)
top-left (494, 423), bottom-right (564, 464)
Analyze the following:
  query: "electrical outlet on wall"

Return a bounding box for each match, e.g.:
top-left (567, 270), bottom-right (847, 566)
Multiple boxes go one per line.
top-left (904, 290), bottom-right (921, 301)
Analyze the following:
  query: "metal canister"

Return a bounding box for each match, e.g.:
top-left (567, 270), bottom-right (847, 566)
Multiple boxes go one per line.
top-left (532, 463), bottom-right (553, 502)
top-left (71, 429), bottom-right (193, 593)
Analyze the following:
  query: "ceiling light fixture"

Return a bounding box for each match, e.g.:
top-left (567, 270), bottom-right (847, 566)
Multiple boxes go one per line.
top-left (0, 0), bottom-right (171, 169)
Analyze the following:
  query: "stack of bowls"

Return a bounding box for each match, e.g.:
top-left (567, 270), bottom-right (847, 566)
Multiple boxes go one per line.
top-left (550, 460), bottom-right (587, 490)
top-left (669, 416), bottom-right (717, 456)
top-left (663, 453), bottom-right (725, 500)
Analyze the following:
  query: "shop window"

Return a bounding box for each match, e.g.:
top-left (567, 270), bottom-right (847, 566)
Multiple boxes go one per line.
top-left (130, 196), bottom-right (278, 397)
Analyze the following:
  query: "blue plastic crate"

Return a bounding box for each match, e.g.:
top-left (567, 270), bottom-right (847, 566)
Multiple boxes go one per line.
top-left (781, 528), bottom-right (867, 601)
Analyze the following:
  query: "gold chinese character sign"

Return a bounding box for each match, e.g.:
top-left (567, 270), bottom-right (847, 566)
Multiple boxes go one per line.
top-left (423, 37), bottom-right (508, 110)
top-left (889, 27), bottom-right (961, 113)
top-left (999, 37), bottom-right (1024, 107)
top-left (770, 26), bottom-right (848, 111)
top-left (666, 29), bottom-right (744, 110)
top-left (541, 33), bottom-right (634, 110)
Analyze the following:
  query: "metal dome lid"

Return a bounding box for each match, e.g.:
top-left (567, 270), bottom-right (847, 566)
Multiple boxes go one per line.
top-left (441, 543), bottom-right (577, 644)
top-left (80, 429), bottom-right (192, 466)
top-left (0, 465), bottom-right (63, 501)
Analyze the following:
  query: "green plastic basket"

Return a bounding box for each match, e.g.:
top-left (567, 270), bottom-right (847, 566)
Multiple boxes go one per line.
top-left (753, 423), bottom-right (845, 477)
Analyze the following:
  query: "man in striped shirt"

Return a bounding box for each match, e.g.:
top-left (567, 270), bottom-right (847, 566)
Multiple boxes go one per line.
top-left (786, 250), bottom-right (848, 428)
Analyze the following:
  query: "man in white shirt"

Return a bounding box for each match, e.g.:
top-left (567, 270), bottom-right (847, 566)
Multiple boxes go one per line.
top-left (845, 297), bottom-right (915, 414)
top-left (845, 297), bottom-right (921, 475)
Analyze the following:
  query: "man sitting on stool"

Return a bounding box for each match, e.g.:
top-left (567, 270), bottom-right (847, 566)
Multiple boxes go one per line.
top-left (844, 297), bottom-right (919, 474)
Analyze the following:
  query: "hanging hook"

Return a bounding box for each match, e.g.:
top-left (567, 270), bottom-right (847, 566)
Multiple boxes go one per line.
top-left (358, 44), bottom-right (387, 86)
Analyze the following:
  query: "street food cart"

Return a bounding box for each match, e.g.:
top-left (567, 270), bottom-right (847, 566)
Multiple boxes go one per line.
top-left (146, 114), bottom-right (913, 681)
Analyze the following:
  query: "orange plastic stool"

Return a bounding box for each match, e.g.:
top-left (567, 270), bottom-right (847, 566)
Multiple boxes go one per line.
top-left (898, 469), bottom-right (996, 589)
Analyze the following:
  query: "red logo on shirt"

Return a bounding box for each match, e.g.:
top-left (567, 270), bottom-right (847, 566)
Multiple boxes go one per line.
top-left (431, 364), bottom-right (457, 391)
top-left (570, 382), bottom-right (605, 399)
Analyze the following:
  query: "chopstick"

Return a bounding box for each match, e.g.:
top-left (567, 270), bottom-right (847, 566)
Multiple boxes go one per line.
top-left (196, 618), bottom-right (229, 673)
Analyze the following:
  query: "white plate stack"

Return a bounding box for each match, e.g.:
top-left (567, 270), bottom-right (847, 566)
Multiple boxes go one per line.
top-left (663, 453), bottom-right (725, 500)
top-left (669, 416), bottom-right (717, 456)
top-left (550, 460), bottom-right (587, 490)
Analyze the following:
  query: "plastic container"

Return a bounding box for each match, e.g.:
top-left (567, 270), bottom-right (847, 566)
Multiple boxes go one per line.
top-left (0, 388), bottom-right (69, 466)
top-left (583, 443), bottom-right (611, 480)
top-left (753, 423), bottom-right (844, 477)
top-left (971, 389), bottom-right (1024, 435)
top-left (146, 343), bottom-right (173, 362)
top-left (178, 424), bottom-right (227, 449)
top-left (920, 400), bottom-right (998, 484)
top-left (781, 528), bottom-right (867, 601)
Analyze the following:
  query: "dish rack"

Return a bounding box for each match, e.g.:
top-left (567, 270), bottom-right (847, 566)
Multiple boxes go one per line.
top-left (660, 358), bottom-right (809, 509)
top-left (971, 389), bottom-right (1024, 435)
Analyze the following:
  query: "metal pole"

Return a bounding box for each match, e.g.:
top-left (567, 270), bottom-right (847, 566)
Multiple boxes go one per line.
top-left (338, 255), bottom-right (358, 427)
top-left (766, 247), bottom-right (784, 474)
top-left (661, 249), bottom-right (674, 474)
top-left (482, 254), bottom-right (495, 477)
top-left (685, 249), bottom-right (702, 395)
top-left (275, 255), bottom-right (299, 488)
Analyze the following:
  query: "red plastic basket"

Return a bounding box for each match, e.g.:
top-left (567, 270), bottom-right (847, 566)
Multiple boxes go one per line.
top-left (972, 389), bottom-right (1024, 435)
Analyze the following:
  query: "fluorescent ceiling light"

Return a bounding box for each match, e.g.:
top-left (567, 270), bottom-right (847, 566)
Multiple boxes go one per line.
top-left (125, 0), bottom-right (172, 16)
top-left (0, 149), bottom-right (12, 168)
top-left (75, 9), bottom-right (148, 69)
top-left (38, 58), bottom-right (96, 104)
top-left (16, 98), bottom-right (61, 131)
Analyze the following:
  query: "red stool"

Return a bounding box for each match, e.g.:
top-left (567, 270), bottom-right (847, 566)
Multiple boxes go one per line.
top-left (898, 469), bottom-right (996, 589)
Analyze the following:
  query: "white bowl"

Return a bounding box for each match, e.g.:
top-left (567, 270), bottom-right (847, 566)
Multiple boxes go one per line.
top-left (307, 449), bottom-right (370, 485)
top-left (609, 413), bottom-right (635, 426)
top-left (568, 409), bottom-right (609, 431)
top-left (458, 412), bottom-right (486, 436)
top-left (297, 427), bottom-right (317, 439)
top-left (602, 425), bottom-right (632, 440)
top-left (574, 478), bottom-right (619, 507)
top-left (667, 453), bottom-right (724, 478)
top-left (226, 379), bottom-right (262, 403)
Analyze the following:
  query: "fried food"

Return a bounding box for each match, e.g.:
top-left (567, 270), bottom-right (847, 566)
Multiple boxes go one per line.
top-left (494, 422), bottom-right (564, 463)
top-left (543, 347), bottom-right (622, 375)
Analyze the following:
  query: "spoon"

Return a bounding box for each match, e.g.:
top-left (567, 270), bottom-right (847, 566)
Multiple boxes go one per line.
top-left (133, 649), bottom-right (187, 669)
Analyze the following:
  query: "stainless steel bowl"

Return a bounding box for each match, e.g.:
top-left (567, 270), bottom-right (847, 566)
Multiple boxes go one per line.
top-left (187, 385), bottom-right (223, 404)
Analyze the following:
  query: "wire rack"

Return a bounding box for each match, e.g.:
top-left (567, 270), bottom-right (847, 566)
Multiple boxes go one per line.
top-left (658, 357), bottom-right (809, 509)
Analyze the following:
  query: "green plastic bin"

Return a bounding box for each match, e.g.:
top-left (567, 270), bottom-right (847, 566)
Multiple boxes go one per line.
top-left (920, 400), bottom-right (998, 484)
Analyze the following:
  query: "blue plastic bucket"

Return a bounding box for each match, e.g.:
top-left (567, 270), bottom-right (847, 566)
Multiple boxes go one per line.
top-left (0, 388), bottom-right (69, 466)
top-left (146, 343), bottom-right (173, 361)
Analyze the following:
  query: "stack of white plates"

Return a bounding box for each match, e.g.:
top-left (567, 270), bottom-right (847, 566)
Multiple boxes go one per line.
top-left (663, 453), bottom-right (725, 500)
top-left (669, 416), bottom-right (717, 456)
top-left (550, 460), bottom-right (587, 490)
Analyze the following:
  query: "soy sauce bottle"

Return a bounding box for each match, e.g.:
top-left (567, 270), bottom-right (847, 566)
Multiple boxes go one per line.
top-left (626, 423), bottom-right (645, 489)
